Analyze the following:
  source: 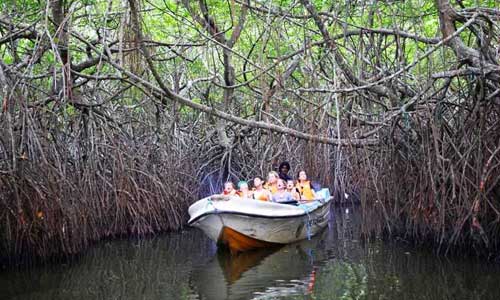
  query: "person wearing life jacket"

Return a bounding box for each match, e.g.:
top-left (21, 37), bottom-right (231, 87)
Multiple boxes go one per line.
top-left (286, 179), bottom-right (300, 200)
top-left (252, 176), bottom-right (272, 201)
top-left (222, 181), bottom-right (237, 196)
top-left (296, 170), bottom-right (316, 201)
top-left (264, 171), bottom-right (279, 194)
top-left (237, 180), bottom-right (252, 199)
top-left (272, 179), bottom-right (295, 204)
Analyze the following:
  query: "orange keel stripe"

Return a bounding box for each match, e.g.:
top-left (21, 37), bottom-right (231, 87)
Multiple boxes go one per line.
top-left (219, 226), bottom-right (280, 253)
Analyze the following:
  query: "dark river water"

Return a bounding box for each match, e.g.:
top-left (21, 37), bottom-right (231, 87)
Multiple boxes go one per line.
top-left (1, 207), bottom-right (500, 300)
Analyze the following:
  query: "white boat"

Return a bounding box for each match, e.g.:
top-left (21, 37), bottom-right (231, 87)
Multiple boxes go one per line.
top-left (188, 189), bottom-right (332, 253)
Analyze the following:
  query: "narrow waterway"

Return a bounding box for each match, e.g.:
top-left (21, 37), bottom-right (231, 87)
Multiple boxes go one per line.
top-left (1, 207), bottom-right (499, 300)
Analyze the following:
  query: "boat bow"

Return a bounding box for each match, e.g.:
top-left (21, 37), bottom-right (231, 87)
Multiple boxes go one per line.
top-left (188, 189), bottom-right (332, 252)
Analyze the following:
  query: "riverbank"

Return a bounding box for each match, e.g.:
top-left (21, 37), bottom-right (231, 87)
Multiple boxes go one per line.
top-left (0, 139), bottom-right (197, 265)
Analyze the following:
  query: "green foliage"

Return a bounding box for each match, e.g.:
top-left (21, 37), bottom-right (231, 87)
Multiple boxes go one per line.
top-left (1, 0), bottom-right (498, 119)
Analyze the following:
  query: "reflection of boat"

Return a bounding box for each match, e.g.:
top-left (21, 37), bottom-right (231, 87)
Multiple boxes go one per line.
top-left (188, 189), bottom-right (332, 253)
top-left (190, 242), bottom-right (318, 300)
top-left (217, 247), bottom-right (280, 284)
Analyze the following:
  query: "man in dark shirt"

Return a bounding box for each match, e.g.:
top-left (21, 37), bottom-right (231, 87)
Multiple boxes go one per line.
top-left (278, 161), bottom-right (292, 181)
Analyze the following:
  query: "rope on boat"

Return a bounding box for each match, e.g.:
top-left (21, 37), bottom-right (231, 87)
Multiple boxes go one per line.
top-left (298, 203), bottom-right (313, 240)
top-left (206, 197), bottom-right (225, 226)
top-left (205, 198), bottom-right (216, 212)
top-left (298, 197), bottom-right (327, 240)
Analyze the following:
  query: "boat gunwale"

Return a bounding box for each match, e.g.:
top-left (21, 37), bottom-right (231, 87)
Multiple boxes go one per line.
top-left (188, 197), bottom-right (332, 226)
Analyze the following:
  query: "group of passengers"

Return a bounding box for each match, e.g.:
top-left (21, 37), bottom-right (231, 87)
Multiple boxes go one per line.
top-left (221, 162), bottom-right (317, 203)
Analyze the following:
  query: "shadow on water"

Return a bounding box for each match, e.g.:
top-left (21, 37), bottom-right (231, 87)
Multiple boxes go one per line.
top-left (2, 206), bottom-right (500, 300)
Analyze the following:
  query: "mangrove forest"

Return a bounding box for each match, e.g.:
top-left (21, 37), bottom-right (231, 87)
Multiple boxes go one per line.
top-left (1, 0), bottom-right (500, 266)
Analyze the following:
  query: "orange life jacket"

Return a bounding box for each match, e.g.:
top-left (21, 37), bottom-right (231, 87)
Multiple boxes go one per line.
top-left (296, 181), bottom-right (315, 200)
top-left (253, 190), bottom-right (270, 201)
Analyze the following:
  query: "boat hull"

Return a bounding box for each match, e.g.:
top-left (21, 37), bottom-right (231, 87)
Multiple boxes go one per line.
top-left (219, 226), bottom-right (279, 253)
top-left (188, 190), bottom-right (332, 252)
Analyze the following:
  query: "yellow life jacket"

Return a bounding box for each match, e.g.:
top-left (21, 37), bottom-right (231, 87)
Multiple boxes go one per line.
top-left (264, 182), bottom-right (278, 194)
top-left (296, 181), bottom-right (315, 200)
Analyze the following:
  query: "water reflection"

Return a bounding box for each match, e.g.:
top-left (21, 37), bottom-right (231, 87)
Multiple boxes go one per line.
top-left (0, 230), bottom-right (215, 300)
top-left (191, 243), bottom-right (316, 300)
top-left (1, 207), bottom-right (500, 300)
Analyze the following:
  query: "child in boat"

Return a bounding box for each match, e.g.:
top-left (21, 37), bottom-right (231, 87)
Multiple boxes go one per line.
top-left (296, 170), bottom-right (316, 201)
top-left (272, 179), bottom-right (295, 204)
top-left (237, 181), bottom-right (252, 199)
top-left (222, 181), bottom-right (237, 196)
top-left (286, 179), bottom-right (300, 200)
top-left (264, 171), bottom-right (279, 194)
top-left (252, 176), bottom-right (272, 201)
